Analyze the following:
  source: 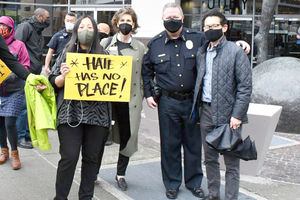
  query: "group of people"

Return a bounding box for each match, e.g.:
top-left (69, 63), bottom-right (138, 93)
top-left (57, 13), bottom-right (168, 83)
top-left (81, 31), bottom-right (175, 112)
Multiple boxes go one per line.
top-left (0, 2), bottom-right (252, 200)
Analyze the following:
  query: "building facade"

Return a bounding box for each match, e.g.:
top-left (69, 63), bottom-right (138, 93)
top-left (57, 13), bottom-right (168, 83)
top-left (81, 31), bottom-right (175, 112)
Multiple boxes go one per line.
top-left (0, 0), bottom-right (299, 65)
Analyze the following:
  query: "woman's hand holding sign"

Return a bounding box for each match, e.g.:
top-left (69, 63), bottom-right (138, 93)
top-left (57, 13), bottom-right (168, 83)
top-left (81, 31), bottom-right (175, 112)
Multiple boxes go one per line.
top-left (55, 63), bottom-right (70, 88)
top-left (60, 63), bottom-right (70, 78)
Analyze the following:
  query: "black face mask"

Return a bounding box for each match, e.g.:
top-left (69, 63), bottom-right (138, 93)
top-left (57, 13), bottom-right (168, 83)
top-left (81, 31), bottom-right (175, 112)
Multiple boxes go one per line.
top-left (119, 23), bottom-right (132, 35)
top-left (163, 19), bottom-right (182, 33)
top-left (98, 32), bottom-right (109, 41)
top-left (205, 28), bottom-right (223, 42)
top-left (43, 19), bottom-right (50, 28)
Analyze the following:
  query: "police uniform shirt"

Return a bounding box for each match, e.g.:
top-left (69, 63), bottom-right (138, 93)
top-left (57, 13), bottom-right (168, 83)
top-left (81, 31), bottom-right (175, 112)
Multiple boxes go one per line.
top-left (142, 28), bottom-right (206, 98)
top-left (47, 28), bottom-right (72, 57)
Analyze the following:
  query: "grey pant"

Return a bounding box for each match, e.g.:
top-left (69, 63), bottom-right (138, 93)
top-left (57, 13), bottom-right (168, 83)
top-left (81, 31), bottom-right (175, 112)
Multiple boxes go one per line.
top-left (200, 103), bottom-right (240, 200)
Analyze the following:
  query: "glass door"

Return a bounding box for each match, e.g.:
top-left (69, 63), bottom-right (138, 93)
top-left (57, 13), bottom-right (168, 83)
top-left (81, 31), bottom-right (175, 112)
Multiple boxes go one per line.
top-left (70, 7), bottom-right (117, 27)
top-left (97, 10), bottom-right (116, 26)
top-left (70, 7), bottom-right (95, 19)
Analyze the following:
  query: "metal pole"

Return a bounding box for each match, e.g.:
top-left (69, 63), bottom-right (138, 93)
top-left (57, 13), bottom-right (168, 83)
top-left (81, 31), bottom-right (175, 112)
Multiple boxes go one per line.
top-left (251, 0), bottom-right (255, 68)
top-left (200, 0), bottom-right (203, 31)
top-left (122, 0), bottom-right (125, 8)
top-left (68, 0), bottom-right (70, 13)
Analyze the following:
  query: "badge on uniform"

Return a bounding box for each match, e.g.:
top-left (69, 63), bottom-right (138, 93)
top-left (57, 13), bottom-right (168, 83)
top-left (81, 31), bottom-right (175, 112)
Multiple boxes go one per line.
top-left (186, 40), bottom-right (193, 50)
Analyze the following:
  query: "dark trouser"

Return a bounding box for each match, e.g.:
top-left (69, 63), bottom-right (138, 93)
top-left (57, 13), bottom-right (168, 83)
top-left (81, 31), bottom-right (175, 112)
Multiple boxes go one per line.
top-left (17, 98), bottom-right (30, 141)
top-left (0, 117), bottom-right (18, 150)
top-left (117, 153), bottom-right (129, 176)
top-left (200, 103), bottom-right (240, 200)
top-left (29, 63), bottom-right (42, 75)
top-left (158, 95), bottom-right (203, 190)
top-left (54, 123), bottom-right (108, 200)
top-left (113, 102), bottom-right (131, 176)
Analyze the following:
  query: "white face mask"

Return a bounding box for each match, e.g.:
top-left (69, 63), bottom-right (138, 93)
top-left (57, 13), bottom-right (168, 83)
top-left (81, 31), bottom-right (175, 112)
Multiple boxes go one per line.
top-left (65, 22), bottom-right (75, 31)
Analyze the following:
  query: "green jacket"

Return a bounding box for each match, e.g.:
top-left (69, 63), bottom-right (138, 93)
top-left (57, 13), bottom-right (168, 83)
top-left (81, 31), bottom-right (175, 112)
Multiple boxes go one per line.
top-left (24, 74), bottom-right (57, 151)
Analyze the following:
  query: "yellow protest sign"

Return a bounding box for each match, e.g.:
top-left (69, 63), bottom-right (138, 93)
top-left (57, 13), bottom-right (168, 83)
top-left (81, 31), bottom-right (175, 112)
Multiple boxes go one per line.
top-left (0, 58), bottom-right (12, 84)
top-left (64, 52), bottom-right (133, 102)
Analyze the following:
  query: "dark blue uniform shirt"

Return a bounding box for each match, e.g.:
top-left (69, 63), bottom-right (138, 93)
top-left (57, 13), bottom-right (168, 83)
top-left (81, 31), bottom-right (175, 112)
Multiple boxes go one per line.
top-left (142, 28), bottom-right (206, 98)
top-left (47, 28), bottom-right (72, 57)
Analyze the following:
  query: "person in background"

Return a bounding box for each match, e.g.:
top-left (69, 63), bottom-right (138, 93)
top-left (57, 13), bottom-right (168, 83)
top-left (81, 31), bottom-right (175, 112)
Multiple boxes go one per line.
top-left (15, 7), bottom-right (50, 75)
top-left (45, 12), bottom-right (77, 75)
top-left (97, 22), bottom-right (111, 41)
top-left (191, 10), bottom-right (252, 200)
top-left (49, 15), bottom-right (110, 200)
top-left (0, 16), bottom-right (30, 169)
top-left (100, 7), bottom-right (146, 191)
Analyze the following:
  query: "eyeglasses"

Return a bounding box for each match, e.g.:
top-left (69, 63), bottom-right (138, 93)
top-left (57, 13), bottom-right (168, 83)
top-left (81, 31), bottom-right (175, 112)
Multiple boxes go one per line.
top-left (203, 24), bottom-right (222, 30)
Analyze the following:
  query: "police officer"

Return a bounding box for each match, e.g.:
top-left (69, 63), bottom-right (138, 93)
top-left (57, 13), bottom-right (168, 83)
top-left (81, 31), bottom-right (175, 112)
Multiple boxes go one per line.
top-left (142, 3), bottom-right (205, 199)
top-left (44, 12), bottom-right (77, 75)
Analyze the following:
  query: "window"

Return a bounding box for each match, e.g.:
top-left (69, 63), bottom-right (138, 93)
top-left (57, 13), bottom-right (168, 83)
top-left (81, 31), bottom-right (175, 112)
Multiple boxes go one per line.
top-left (73, 0), bottom-right (131, 4)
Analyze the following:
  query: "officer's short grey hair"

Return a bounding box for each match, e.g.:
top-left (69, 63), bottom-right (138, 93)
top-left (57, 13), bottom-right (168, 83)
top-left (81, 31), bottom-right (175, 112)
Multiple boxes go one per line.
top-left (34, 8), bottom-right (48, 17)
top-left (162, 3), bottom-right (184, 17)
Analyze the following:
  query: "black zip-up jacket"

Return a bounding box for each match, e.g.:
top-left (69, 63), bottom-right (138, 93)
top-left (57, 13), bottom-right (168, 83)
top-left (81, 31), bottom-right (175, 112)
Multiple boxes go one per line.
top-left (15, 17), bottom-right (45, 74)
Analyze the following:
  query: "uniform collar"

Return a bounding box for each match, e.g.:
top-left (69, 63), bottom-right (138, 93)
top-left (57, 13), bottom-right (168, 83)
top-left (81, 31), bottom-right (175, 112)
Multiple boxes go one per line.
top-left (164, 27), bottom-right (187, 44)
top-left (62, 28), bottom-right (71, 37)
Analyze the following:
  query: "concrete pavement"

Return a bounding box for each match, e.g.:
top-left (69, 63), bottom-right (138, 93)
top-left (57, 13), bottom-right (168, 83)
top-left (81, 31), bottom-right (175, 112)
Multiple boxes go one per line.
top-left (1, 102), bottom-right (300, 199)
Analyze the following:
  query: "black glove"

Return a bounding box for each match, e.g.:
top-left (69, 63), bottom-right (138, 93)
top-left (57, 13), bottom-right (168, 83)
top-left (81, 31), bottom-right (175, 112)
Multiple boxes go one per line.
top-left (150, 79), bottom-right (161, 103)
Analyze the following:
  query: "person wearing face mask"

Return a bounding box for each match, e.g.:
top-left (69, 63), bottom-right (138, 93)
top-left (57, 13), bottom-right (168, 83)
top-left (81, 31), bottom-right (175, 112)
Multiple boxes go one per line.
top-left (97, 22), bottom-right (111, 41)
top-left (14, 8), bottom-right (51, 151)
top-left (0, 16), bottom-right (30, 169)
top-left (191, 10), bottom-right (252, 200)
top-left (0, 16), bottom-right (32, 151)
top-left (45, 12), bottom-right (77, 75)
top-left (49, 15), bottom-right (110, 200)
top-left (100, 7), bottom-right (146, 191)
top-left (15, 8), bottom-right (50, 75)
top-left (143, 3), bottom-right (251, 200)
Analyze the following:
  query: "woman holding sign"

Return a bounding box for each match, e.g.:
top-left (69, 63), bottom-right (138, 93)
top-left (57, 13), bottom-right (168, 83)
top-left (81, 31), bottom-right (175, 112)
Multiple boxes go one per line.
top-left (100, 7), bottom-right (146, 191)
top-left (49, 16), bottom-right (110, 200)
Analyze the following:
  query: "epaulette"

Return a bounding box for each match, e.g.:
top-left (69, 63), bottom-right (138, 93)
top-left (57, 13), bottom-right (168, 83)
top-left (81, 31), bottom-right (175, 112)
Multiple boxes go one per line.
top-left (148, 31), bottom-right (165, 46)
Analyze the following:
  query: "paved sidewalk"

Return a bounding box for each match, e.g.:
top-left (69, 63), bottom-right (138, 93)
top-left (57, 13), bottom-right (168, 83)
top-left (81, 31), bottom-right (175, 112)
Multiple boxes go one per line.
top-left (0, 102), bottom-right (300, 199)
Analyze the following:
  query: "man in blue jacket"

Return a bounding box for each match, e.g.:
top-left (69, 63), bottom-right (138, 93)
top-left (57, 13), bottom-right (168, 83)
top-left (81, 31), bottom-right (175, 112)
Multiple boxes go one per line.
top-left (191, 10), bottom-right (252, 200)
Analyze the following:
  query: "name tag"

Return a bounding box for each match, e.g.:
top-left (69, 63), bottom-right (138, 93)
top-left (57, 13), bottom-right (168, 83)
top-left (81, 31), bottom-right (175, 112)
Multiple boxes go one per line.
top-left (158, 54), bottom-right (166, 57)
